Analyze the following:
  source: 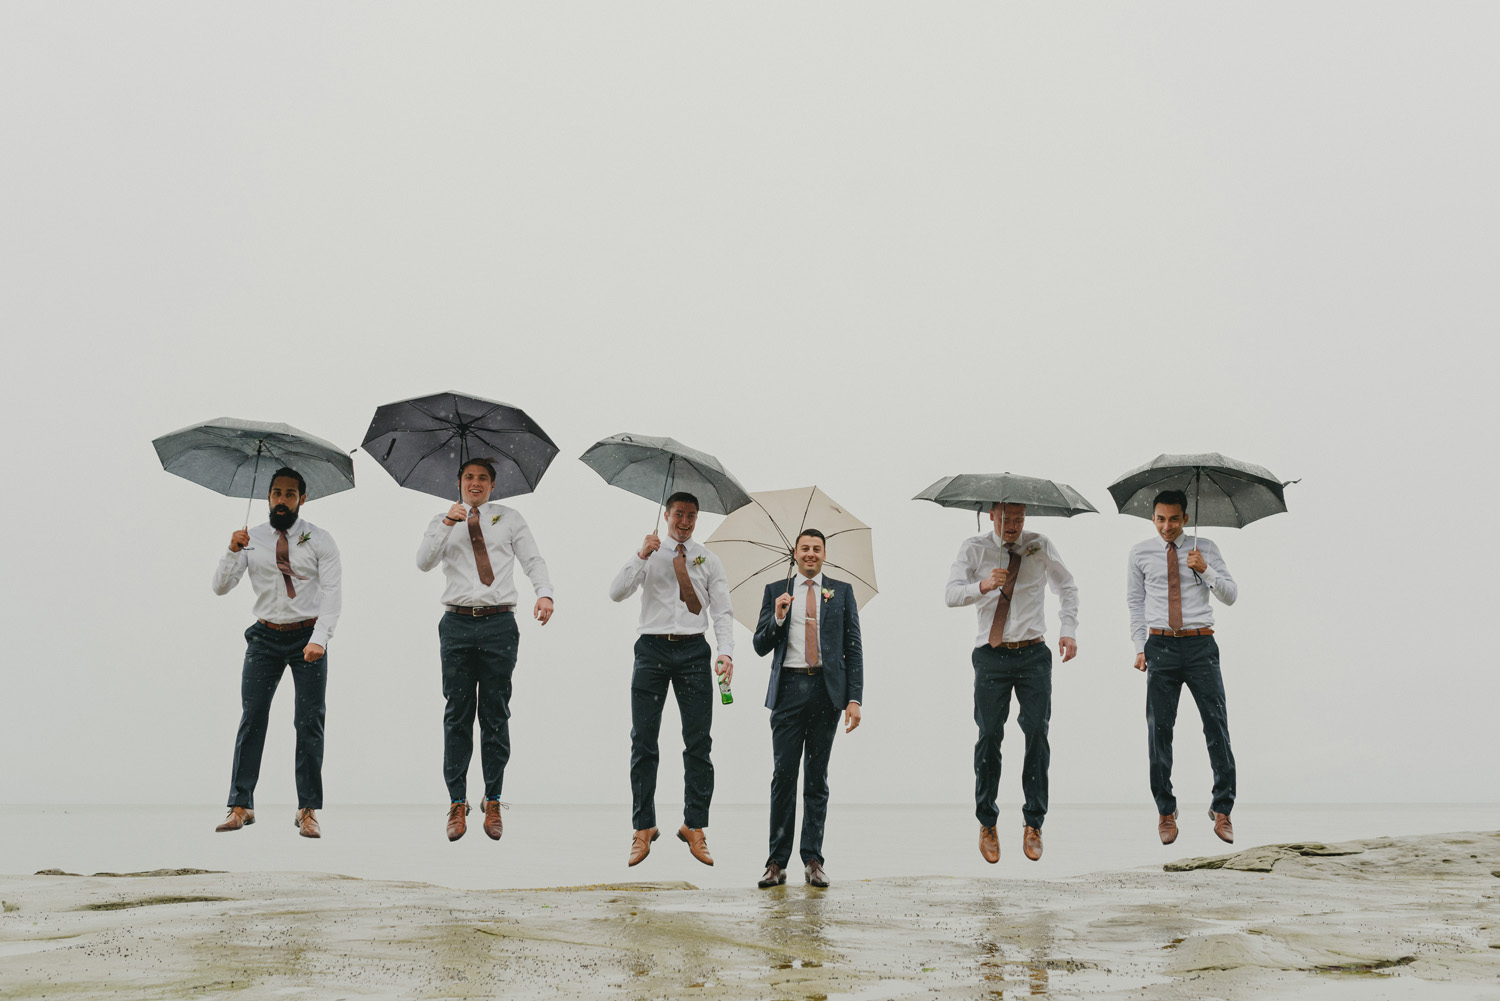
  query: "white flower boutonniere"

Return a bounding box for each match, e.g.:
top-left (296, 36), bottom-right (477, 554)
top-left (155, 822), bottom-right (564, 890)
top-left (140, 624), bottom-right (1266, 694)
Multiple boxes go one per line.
top-left (821, 587), bottom-right (834, 602)
top-left (297, 531), bottom-right (312, 546)
top-left (692, 555), bottom-right (706, 567)
top-left (1023, 543), bottom-right (1041, 557)
top-left (491, 514), bottom-right (503, 525)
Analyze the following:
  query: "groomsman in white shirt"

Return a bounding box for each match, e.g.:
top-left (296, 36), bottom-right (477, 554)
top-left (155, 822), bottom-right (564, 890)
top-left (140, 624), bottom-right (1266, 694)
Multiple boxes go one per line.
top-left (609, 491), bottom-right (735, 868)
top-left (417, 457), bottom-right (554, 842)
top-left (212, 466), bottom-right (343, 839)
top-left (946, 502), bottom-right (1078, 864)
top-left (1126, 489), bottom-right (1239, 846)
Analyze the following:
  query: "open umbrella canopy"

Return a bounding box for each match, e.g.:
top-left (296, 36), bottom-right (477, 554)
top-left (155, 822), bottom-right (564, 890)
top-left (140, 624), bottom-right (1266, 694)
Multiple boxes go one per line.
top-left (914, 472), bottom-right (1098, 518)
top-left (704, 485), bottom-right (877, 631)
top-left (579, 433), bottom-right (752, 516)
top-left (360, 391), bottom-right (558, 502)
top-left (153, 417), bottom-right (355, 500)
top-left (1107, 452), bottom-right (1293, 528)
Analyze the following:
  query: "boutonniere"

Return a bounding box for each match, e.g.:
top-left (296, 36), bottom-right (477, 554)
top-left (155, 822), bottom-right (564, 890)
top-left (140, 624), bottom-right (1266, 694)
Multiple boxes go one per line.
top-left (822, 587), bottom-right (834, 602)
top-left (1023, 543), bottom-right (1041, 557)
top-left (692, 555), bottom-right (706, 567)
top-left (490, 514), bottom-right (503, 525)
top-left (296, 531), bottom-right (312, 546)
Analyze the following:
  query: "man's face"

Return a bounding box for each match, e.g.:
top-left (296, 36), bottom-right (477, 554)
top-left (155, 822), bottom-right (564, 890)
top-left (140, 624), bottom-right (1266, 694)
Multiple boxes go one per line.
top-left (794, 535), bottom-right (826, 577)
top-left (989, 502), bottom-right (1026, 543)
top-left (268, 477), bottom-right (303, 529)
top-left (1153, 503), bottom-right (1188, 543)
top-left (459, 465), bottom-right (495, 507)
top-left (664, 501), bottom-right (698, 540)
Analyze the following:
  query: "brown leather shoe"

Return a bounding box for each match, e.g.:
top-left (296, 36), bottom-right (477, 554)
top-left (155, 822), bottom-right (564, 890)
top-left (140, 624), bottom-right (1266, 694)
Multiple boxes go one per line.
top-left (215, 806), bottom-right (254, 832)
top-left (1210, 810), bottom-right (1233, 843)
top-left (1158, 811), bottom-right (1179, 844)
top-left (978, 825), bottom-right (1000, 864)
top-left (757, 862), bottom-right (786, 888)
top-left (482, 800), bottom-right (504, 840)
top-left (804, 860), bottom-right (829, 887)
top-left (628, 827), bottom-right (660, 866)
top-left (446, 801), bottom-right (470, 842)
top-left (296, 808), bottom-right (320, 839)
top-left (677, 825), bottom-right (714, 866)
top-left (1022, 825), bottom-right (1043, 861)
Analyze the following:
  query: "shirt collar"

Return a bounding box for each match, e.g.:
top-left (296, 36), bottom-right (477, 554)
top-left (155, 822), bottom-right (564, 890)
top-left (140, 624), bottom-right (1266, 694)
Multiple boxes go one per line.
top-left (990, 530), bottom-right (1030, 550)
top-left (793, 571), bottom-right (824, 590)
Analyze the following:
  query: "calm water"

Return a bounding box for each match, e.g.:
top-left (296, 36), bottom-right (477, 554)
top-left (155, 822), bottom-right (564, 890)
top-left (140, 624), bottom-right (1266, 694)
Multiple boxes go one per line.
top-left (2, 803), bottom-right (1495, 891)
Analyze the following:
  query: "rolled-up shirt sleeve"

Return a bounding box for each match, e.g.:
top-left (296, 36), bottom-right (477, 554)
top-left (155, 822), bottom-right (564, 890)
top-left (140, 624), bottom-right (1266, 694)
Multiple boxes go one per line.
top-left (310, 535), bottom-right (342, 648)
top-left (1199, 541), bottom-right (1237, 606)
top-left (609, 553), bottom-right (648, 602)
top-left (416, 514), bottom-right (451, 572)
top-left (510, 514), bottom-right (553, 601)
top-left (706, 557), bottom-right (736, 658)
top-left (212, 549), bottom-right (248, 595)
top-left (1045, 538), bottom-right (1079, 638)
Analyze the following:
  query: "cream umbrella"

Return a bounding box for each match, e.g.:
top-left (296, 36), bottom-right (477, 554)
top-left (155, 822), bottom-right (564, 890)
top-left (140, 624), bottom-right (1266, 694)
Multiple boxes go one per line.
top-left (704, 485), bottom-right (877, 631)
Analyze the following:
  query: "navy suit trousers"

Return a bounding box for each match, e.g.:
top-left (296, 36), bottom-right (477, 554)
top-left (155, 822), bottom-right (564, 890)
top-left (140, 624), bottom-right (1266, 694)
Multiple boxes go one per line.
top-left (972, 642), bottom-right (1051, 829)
top-left (1144, 634), bottom-right (1235, 817)
top-left (767, 670), bottom-right (842, 867)
top-left (227, 622), bottom-right (326, 810)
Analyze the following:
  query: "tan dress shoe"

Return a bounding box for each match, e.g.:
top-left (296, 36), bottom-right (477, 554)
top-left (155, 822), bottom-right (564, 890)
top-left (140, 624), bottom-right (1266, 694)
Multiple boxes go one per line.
top-left (296, 808), bottom-right (321, 839)
top-left (978, 825), bottom-right (1000, 863)
top-left (1022, 825), bottom-right (1043, 861)
top-left (804, 860), bottom-right (829, 887)
top-left (1158, 811), bottom-right (1179, 844)
top-left (677, 825), bottom-right (714, 866)
top-left (757, 862), bottom-right (786, 887)
top-left (446, 801), bottom-right (470, 842)
top-left (482, 800), bottom-right (505, 840)
top-left (216, 806), bottom-right (254, 832)
top-left (1210, 810), bottom-right (1233, 843)
top-left (628, 828), bottom-right (660, 866)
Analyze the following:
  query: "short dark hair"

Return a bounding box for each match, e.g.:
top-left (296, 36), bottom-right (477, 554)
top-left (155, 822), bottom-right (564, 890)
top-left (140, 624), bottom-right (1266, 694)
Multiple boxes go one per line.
top-left (795, 529), bottom-right (826, 547)
top-left (458, 457), bottom-right (497, 481)
top-left (1153, 489), bottom-right (1189, 516)
top-left (268, 466), bottom-right (305, 495)
top-left (665, 491), bottom-right (699, 513)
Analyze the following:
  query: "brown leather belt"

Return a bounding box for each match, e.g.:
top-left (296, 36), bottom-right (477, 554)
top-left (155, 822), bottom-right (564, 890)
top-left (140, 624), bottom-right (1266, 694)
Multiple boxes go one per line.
top-left (782, 666), bottom-right (821, 675)
top-left (645, 633), bottom-right (703, 642)
top-left (259, 618), bottom-right (317, 632)
top-left (445, 604), bottom-right (515, 617)
top-left (991, 637), bottom-right (1045, 650)
top-left (1150, 627), bottom-right (1214, 637)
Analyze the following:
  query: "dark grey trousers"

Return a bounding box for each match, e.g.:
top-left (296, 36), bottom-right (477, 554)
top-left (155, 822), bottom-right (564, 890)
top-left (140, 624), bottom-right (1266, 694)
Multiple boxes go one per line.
top-left (440, 611), bottom-right (519, 803)
top-left (972, 642), bottom-right (1052, 829)
top-left (1145, 634), bottom-right (1236, 816)
top-left (767, 670), bottom-right (842, 867)
top-left (629, 634), bottom-right (714, 830)
top-left (227, 622), bottom-right (326, 810)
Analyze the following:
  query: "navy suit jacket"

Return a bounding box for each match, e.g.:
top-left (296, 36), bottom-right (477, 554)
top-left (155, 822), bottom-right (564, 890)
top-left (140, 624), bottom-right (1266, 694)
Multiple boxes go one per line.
top-left (752, 574), bottom-right (864, 711)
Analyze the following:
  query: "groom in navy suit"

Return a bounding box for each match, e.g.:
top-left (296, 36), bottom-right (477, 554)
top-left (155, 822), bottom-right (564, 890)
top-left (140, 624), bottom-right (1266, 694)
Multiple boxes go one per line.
top-left (751, 529), bottom-right (863, 888)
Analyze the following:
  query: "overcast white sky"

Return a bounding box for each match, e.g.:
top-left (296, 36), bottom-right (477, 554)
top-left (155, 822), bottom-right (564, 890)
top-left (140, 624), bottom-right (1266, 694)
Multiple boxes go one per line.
top-left (2, 4), bottom-right (1496, 812)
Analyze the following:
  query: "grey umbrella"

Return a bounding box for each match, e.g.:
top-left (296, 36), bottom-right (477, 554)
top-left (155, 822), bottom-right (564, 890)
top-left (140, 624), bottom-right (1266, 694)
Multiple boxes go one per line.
top-left (915, 472), bottom-right (1098, 530)
top-left (153, 417), bottom-right (355, 531)
top-left (1106, 452), bottom-right (1297, 547)
top-left (580, 433), bottom-right (753, 523)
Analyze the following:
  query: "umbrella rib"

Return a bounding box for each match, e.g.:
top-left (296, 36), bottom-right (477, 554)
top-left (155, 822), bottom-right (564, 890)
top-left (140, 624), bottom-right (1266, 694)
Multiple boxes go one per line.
top-left (467, 430), bottom-right (537, 489)
top-left (823, 560), bottom-right (877, 593)
top-left (754, 496), bottom-right (794, 550)
top-left (397, 431), bottom-right (462, 487)
top-left (796, 488), bottom-right (816, 541)
top-left (712, 539), bottom-right (793, 556)
top-left (730, 553), bottom-right (798, 593)
top-left (823, 527), bottom-right (869, 540)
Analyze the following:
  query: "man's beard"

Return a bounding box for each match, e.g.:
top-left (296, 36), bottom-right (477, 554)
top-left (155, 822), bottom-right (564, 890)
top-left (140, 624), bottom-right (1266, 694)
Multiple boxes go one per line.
top-left (269, 505), bottom-right (298, 531)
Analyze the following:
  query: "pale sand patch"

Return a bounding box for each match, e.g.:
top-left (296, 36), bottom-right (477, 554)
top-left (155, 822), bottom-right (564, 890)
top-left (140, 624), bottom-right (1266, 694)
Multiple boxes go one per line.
top-left (1, 831), bottom-right (1497, 999)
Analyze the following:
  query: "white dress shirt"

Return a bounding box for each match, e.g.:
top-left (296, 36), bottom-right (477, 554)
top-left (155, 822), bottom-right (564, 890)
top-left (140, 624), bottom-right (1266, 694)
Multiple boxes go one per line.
top-left (1126, 534), bottom-right (1237, 652)
top-left (415, 502), bottom-right (553, 607)
top-left (945, 530), bottom-right (1079, 648)
top-left (774, 572), bottom-right (825, 669)
top-left (608, 535), bottom-right (735, 657)
top-left (212, 517), bottom-right (343, 648)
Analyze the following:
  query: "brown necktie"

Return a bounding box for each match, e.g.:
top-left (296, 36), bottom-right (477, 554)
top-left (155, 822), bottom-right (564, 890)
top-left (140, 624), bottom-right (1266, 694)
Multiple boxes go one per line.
top-left (805, 579), bottom-right (820, 668)
top-left (274, 529), bottom-right (309, 598)
top-left (467, 506), bottom-right (496, 587)
top-left (987, 544), bottom-right (1023, 647)
top-left (673, 544), bottom-right (703, 614)
top-left (1166, 541), bottom-right (1183, 632)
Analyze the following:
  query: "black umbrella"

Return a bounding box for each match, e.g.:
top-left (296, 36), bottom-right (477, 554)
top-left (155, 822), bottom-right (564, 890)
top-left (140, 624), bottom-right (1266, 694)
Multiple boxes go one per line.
top-left (360, 391), bottom-right (558, 502)
top-left (1107, 452), bottom-right (1298, 548)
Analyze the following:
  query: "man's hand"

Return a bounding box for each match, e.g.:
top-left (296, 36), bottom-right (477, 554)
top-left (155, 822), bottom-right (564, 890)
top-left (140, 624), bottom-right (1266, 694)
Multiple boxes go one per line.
top-left (303, 643), bottom-right (325, 663)
top-left (979, 567), bottom-right (1008, 594)
top-left (844, 702), bottom-right (862, 733)
top-left (639, 533), bottom-right (662, 560)
top-left (229, 529), bottom-right (250, 553)
top-left (1058, 637), bottom-right (1077, 663)
top-left (715, 655), bottom-right (734, 684)
top-left (534, 597), bottom-right (554, 625)
top-left (774, 591), bottom-right (794, 621)
top-left (1133, 652), bottom-right (1147, 672)
top-left (443, 502), bottom-right (467, 527)
top-left (1186, 549), bottom-right (1207, 574)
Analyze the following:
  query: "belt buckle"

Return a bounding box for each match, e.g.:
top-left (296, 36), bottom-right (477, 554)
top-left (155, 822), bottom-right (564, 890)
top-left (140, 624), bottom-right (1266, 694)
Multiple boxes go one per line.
top-left (470, 607), bottom-right (484, 617)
